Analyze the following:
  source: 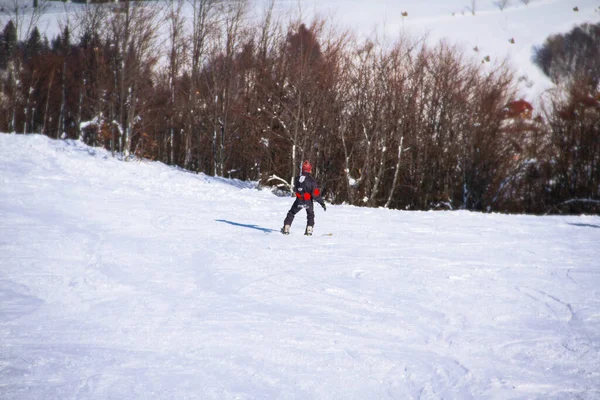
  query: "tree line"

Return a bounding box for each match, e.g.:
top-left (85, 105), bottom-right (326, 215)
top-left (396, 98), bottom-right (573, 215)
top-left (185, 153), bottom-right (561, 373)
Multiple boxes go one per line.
top-left (1, 1), bottom-right (599, 214)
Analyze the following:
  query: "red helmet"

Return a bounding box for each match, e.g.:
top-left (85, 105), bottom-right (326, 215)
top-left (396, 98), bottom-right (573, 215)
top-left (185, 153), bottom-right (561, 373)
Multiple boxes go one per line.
top-left (301, 160), bottom-right (312, 174)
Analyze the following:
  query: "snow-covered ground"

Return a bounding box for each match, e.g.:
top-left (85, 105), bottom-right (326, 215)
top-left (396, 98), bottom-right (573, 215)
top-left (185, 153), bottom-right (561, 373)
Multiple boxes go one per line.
top-left (11, 0), bottom-right (599, 101)
top-left (1, 133), bottom-right (599, 399)
top-left (273, 0), bottom-right (600, 99)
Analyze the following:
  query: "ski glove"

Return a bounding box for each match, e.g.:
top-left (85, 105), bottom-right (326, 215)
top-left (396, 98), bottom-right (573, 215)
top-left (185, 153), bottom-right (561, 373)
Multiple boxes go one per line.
top-left (321, 203), bottom-right (327, 211)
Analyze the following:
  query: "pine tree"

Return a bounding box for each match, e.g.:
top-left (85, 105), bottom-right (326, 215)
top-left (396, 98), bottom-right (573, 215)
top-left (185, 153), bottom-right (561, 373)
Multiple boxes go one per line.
top-left (0, 20), bottom-right (17, 69)
top-left (24, 27), bottom-right (44, 61)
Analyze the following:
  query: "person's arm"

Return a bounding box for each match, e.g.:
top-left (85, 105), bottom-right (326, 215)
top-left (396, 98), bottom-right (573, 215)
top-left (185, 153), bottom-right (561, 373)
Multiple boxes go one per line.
top-left (311, 181), bottom-right (326, 210)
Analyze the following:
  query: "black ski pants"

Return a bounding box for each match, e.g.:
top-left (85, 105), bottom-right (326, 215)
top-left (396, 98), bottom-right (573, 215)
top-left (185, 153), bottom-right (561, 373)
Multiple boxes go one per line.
top-left (284, 199), bottom-right (315, 227)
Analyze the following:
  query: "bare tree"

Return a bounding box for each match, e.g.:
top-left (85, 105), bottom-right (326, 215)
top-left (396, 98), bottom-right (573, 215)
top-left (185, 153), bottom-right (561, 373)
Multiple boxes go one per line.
top-left (186, 0), bottom-right (218, 170)
top-left (337, 38), bottom-right (380, 205)
top-left (41, 68), bottom-right (55, 136)
top-left (334, 44), bottom-right (359, 204)
top-left (383, 39), bottom-right (423, 208)
top-left (55, 23), bottom-right (71, 139)
top-left (73, 3), bottom-right (111, 142)
top-left (108, 0), bottom-right (161, 159)
top-left (466, 0), bottom-right (477, 15)
top-left (208, 0), bottom-right (249, 176)
top-left (494, 0), bottom-right (510, 11)
top-left (520, 0), bottom-right (531, 6)
top-left (257, 0), bottom-right (278, 59)
top-left (542, 80), bottom-right (600, 213)
top-left (162, 0), bottom-right (187, 165)
top-left (0, 0), bottom-right (49, 41)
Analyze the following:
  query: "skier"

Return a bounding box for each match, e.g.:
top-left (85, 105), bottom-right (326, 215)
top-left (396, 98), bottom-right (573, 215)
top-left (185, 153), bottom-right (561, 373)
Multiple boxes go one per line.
top-left (281, 160), bottom-right (326, 236)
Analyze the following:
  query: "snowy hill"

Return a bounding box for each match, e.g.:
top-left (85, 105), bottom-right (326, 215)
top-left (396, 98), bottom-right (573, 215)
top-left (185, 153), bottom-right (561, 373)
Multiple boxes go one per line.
top-left (1, 133), bottom-right (599, 399)
top-left (285, 0), bottom-right (600, 99)
top-left (26, 0), bottom-right (600, 101)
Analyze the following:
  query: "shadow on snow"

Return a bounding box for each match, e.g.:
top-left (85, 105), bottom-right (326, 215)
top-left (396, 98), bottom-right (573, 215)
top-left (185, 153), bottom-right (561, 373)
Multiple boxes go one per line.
top-left (568, 223), bottom-right (600, 229)
top-left (216, 219), bottom-right (277, 233)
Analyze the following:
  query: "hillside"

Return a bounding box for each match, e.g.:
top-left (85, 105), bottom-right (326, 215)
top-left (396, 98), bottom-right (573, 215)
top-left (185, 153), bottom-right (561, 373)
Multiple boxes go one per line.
top-left (1, 133), bottom-right (599, 399)
top-left (288, 0), bottom-right (600, 100)
top-left (25, 0), bottom-right (600, 101)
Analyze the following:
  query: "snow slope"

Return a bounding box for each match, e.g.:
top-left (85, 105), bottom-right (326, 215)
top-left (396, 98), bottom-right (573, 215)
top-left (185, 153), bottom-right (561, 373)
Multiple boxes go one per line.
top-left (1, 133), bottom-right (599, 399)
top-left (20, 0), bottom-right (600, 101)
top-left (266, 0), bottom-right (600, 100)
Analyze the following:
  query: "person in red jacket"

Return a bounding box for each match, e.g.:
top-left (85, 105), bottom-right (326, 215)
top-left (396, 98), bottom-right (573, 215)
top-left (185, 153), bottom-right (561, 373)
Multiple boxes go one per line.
top-left (281, 160), bottom-right (326, 236)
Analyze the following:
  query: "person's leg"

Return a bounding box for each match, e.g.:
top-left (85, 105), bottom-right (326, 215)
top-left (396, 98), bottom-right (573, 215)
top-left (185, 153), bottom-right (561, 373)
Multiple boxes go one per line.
top-left (283, 199), bottom-right (301, 229)
top-left (305, 202), bottom-right (315, 235)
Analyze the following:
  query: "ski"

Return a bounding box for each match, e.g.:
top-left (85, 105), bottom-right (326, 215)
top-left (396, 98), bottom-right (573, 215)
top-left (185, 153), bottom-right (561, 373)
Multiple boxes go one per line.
top-left (280, 231), bottom-right (332, 236)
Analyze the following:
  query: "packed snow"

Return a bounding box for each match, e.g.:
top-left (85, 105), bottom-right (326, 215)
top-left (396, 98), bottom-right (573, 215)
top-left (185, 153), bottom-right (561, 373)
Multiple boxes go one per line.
top-left (1, 133), bottom-right (599, 399)
top-left (2, 1), bottom-right (600, 397)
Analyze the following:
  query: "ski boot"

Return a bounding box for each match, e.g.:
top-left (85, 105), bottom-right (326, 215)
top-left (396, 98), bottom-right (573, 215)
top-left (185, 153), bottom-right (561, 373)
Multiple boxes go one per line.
top-left (281, 225), bottom-right (290, 235)
top-left (304, 226), bottom-right (314, 236)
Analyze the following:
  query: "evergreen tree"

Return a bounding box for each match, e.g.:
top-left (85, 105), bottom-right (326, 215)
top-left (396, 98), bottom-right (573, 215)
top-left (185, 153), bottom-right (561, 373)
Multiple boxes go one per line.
top-left (51, 25), bottom-right (71, 55)
top-left (24, 27), bottom-right (44, 61)
top-left (0, 20), bottom-right (17, 69)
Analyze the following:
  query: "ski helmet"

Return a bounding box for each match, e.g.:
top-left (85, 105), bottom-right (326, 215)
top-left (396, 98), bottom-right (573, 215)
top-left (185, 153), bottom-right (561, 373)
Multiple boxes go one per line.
top-left (301, 160), bottom-right (312, 173)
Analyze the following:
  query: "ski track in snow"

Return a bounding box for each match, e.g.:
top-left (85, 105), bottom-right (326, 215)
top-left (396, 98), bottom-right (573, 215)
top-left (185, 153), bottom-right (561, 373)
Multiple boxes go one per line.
top-left (1, 134), bottom-right (600, 399)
